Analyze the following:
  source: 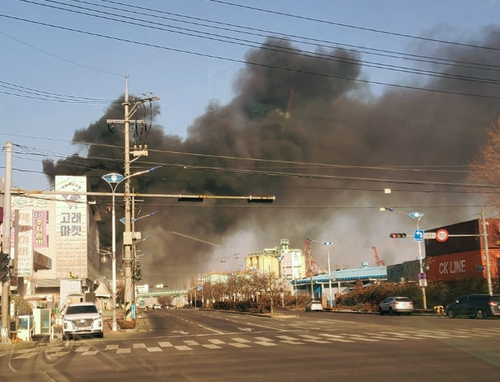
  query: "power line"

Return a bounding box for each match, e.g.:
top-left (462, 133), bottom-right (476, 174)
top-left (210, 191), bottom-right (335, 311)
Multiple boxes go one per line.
top-left (7, 138), bottom-right (473, 178)
top-left (2, 3), bottom-right (500, 99)
top-left (207, 0), bottom-right (500, 53)
top-left (64, 0), bottom-right (500, 78)
top-left (4, 138), bottom-right (480, 191)
top-left (0, 80), bottom-right (115, 104)
top-left (0, 29), bottom-right (125, 77)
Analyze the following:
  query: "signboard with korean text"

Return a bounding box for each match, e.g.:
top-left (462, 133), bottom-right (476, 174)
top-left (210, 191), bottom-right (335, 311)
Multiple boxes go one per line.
top-left (55, 176), bottom-right (88, 279)
top-left (13, 209), bottom-right (34, 277)
top-left (33, 210), bottom-right (48, 247)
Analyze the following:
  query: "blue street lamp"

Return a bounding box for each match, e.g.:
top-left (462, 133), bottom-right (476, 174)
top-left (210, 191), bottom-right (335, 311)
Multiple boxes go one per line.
top-left (101, 173), bottom-right (124, 332)
top-left (102, 166), bottom-right (160, 331)
top-left (382, 207), bottom-right (427, 309)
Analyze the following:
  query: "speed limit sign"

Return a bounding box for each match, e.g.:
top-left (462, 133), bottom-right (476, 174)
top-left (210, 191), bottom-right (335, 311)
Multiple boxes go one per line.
top-left (436, 229), bottom-right (449, 242)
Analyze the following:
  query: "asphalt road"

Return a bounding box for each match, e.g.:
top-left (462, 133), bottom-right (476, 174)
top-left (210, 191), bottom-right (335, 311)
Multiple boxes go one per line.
top-left (2, 309), bottom-right (500, 381)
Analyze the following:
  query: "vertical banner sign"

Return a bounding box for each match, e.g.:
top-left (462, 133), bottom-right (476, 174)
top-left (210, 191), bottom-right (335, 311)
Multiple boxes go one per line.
top-left (56, 176), bottom-right (87, 279)
top-left (33, 210), bottom-right (48, 247)
top-left (15, 209), bottom-right (34, 277)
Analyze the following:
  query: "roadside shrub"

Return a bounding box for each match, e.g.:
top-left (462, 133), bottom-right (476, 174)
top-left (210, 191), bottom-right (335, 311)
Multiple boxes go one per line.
top-left (335, 280), bottom-right (500, 311)
top-left (11, 295), bottom-right (33, 316)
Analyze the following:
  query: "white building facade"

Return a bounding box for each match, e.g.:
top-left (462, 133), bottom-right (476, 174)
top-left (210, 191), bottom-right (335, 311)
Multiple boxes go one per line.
top-left (3, 176), bottom-right (101, 309)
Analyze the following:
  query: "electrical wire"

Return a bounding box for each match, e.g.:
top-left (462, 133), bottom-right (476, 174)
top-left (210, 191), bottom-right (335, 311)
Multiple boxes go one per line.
top-left (2, 1), bottom-right (499, 99)
top-left (0, 80), bottom-right (115, 104)
top-left (4, 141), bottom-right (497, 195)
top-left (207, 0), bottom-right (500, 52)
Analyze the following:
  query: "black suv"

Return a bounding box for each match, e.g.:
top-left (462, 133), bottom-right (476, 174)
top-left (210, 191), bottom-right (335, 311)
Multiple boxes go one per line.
top-left (445, 294), bottom-right (500, 319)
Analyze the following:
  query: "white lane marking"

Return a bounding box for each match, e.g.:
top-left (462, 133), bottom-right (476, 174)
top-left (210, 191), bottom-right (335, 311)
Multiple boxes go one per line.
top-left (159, 341), bottom-right (173, 347)
top-left (202, 344), bottom-right (222, 349)
top-left (346, 335), bottom-right (379, 342)
top-left (231, 337), bottom-right (251, 343)
top-left (254, 337), bottom-right (274, 342)
top-left (368, 335), bottom-right (404, 341)
top-left (318, 334), bottom-right (354, 343)
top-left (380, 332), bottom-right (428, 340)
top-left (13, 352), bottom-right (38, 359)
top-left (276, 335), bottom-right (297, 340)
top-left (75, 346), bottom-right (91, 353)
top-left (198, 325), bottom-right (224, 334)
top-left (175, 345), bottom-right (192, 351)
top-left (229, 343), bottom-right (251, 348)
top-left (82, 351), bottom-right (99, 356)
top-left (208, 339), bottom-right (225, 345)
top-left (255, 341), bottom-right (277, 347)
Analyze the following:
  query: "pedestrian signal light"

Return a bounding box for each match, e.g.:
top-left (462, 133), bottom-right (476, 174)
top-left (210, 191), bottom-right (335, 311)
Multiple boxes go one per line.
top-left (389, 233), bottom-right (407, 238)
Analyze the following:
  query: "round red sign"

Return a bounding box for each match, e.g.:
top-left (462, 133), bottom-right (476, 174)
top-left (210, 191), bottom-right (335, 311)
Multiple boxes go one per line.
top-left (436, 229), bottom-right (449, 242)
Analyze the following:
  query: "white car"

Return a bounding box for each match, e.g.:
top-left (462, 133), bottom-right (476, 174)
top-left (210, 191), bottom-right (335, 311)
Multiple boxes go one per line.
top-left (378, 296), bottom-right (414, 316)
top-left (62, 302), bottom-right (103, 340)
top-left (305, 300), bottom-right (323, 312)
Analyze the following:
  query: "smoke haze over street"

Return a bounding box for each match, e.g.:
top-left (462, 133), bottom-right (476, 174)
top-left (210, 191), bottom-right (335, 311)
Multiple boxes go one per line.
top-left (41, 30), bottom-right (500, 286)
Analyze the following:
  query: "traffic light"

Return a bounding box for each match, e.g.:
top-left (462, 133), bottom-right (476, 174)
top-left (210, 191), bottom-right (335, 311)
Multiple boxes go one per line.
top-left (0, 252), bottom-right (10, 283)
top-left (247, 196), bottom-right (275, 204)
top-left (389, 233), bottom-right (407, 238)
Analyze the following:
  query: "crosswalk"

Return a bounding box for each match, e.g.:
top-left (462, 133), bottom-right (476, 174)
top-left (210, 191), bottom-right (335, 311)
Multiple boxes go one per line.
top-left (4, 327), bottom-right (500, 361)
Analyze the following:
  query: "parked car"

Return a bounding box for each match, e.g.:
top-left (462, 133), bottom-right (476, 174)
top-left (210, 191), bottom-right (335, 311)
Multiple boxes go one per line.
top-left (305, 300), bottom-right (323, 312)
top-left (61, 302), bottom-right (103, 340)
top-left (445, 294), bottom-right (500, 319)
top-left (152, 304), bottom-right (162, 310)
top-left (378, 296), bottom-right (414, 315)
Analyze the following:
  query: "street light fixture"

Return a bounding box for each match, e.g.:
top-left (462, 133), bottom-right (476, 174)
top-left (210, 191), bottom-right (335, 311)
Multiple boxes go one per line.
top-left (381, 207), bottom-right (427, 309)
top-left (101, 173), bottom-right (124, 332)
top-left (306, 238), bottom-right (335, 307)
top-left (102, 166), bottom-right (160, 331)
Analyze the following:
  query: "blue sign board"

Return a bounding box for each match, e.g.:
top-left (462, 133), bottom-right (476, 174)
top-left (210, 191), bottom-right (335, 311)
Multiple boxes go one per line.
top-left (414, 229), bottom-right (424, 242)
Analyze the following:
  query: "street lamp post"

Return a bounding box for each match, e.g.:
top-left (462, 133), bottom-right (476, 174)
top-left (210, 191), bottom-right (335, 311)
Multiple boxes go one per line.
top-left (382, 207), bottom-right (427, 309)
top-left (102, 166), bottom-right (160, 330)
top-left (101, 173), bottom-right (123, 332)
top-left (306, 238), bottom-right (335, 307)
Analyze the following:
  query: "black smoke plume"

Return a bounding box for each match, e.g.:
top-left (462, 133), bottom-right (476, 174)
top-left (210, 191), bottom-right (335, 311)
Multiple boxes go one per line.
top-left (43, 33), bottom-right (500, 287)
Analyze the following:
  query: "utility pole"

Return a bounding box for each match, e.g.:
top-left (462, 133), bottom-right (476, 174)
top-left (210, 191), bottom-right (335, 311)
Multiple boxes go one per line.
top-left (481, 209), bottom-right (493, 295)
top-left (106, 77), bottom-right (159, 321)
top-left (1, 142), bottom-right (13, 344)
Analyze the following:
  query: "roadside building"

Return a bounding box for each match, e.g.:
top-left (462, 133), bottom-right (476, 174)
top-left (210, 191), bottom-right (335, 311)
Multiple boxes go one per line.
top-left (0, 176), bottom-right (103, 309)
top-left (386, 260), bottom-right (421, 283)
top-left (294, 262), bottom-right (387, 305)
top-left (245, 239), bottom-right (306, 289)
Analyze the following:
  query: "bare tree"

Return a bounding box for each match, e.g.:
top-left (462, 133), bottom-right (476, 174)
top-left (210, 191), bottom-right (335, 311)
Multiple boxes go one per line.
top-left (251, 271), bottom-right (288, 313)
top-left (470, 118), bottom-right (500, 210)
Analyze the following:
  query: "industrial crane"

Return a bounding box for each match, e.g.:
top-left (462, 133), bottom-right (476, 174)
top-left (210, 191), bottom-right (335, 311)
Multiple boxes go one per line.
top-left (372, 246), bottom-right (386, 266)
top-left (304, 240), bottom-right (323, 275)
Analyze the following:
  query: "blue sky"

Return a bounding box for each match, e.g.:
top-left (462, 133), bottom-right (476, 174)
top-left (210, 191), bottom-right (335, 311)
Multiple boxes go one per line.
top-left (2, 1), bottom-right (500, 281)
top-left (2, 0), bottom-right (499, 190)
